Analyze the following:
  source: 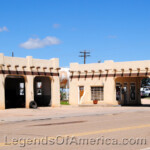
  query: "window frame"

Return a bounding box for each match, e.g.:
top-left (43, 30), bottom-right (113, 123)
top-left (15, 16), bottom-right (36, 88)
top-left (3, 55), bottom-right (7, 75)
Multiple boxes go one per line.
top-left (91, 86), bottom-right (104, 101)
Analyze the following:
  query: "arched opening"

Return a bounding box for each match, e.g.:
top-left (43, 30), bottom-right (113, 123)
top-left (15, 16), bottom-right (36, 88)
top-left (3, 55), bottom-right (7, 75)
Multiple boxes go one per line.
top-left (5, 75), bottom-right (25, 109)
top-left (34, 76), bottom-right (51, 107)
top-left (115, 77), bottom-right (141, 106)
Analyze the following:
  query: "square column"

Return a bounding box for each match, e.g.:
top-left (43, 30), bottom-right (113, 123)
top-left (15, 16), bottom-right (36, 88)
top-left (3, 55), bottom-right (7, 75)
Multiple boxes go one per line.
top-left (0, 75), bottom-right (5, 110)
top-left (104, 77), bottom-right (118, 105)
top-left (69, 79), bottom-right (78, 105)
top-left (25, 75), bottom-right (34, 108)
top-left (51, 76), bottom-right (60, 107)
top-left (136, 77), bottom-right (142, 105)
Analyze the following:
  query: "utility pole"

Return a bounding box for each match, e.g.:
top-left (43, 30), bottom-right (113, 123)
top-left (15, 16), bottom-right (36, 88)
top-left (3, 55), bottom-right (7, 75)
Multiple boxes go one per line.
top-left (12, 51), bottom-right (14, 57)
top-left (79, 50), bottom-right (90, 64)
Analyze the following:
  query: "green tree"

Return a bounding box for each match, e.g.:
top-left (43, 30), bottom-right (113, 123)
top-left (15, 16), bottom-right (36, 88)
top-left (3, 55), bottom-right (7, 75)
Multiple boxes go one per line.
top-left (141, 78), bottom-right (150, 87)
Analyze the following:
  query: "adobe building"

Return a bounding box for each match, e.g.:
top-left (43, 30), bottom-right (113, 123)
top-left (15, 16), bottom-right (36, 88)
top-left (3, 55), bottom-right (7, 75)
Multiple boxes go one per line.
top-left (69, 60), bottom-right (150, 106)
top-left (0, 53), bottom-right (60, 110)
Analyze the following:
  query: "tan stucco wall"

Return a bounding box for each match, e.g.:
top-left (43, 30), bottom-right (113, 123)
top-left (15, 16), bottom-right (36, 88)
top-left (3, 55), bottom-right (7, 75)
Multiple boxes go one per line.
top-left (70, 60), bottom-right (150, 74)
top-left (69, 76), bottom-right (117, 105)
top-left (0, 74), bottom-right (5, 110)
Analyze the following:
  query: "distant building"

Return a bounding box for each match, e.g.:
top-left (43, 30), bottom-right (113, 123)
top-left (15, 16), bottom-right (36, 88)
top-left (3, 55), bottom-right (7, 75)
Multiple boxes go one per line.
top-left (59, 68), bottom-right (70, 100)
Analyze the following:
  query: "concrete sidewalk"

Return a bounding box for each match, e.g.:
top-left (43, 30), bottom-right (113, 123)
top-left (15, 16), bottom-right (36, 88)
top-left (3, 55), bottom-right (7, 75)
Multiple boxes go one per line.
top-left (0, 105), bottom-right (150, 124)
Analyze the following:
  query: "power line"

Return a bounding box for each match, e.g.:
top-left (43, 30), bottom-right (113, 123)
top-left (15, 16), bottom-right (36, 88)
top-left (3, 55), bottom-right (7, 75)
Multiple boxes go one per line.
top-left (79, 50), bottom-right (91, 64)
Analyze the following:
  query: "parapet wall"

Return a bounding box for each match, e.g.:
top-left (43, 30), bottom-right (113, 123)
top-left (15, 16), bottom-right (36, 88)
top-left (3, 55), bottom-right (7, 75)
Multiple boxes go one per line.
top-left (0, 53), bottom-right (59, 74)
top-left (70, 60), bottom-right (150, 76)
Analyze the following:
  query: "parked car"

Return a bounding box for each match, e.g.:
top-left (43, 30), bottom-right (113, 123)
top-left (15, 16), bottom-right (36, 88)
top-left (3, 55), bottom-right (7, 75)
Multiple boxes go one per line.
top-left (141, 87), bottom-right (150, 97)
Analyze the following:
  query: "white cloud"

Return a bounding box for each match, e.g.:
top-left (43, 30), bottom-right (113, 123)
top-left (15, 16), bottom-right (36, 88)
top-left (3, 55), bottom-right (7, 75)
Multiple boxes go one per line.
top-left (107, 35), bottom-right (117, 39)
top-left (0, 26), bottom-right (8, 32)
top-left (53, 24), bottom-right (60, 28)
top-left (20, 36), bottom-right (61, 49)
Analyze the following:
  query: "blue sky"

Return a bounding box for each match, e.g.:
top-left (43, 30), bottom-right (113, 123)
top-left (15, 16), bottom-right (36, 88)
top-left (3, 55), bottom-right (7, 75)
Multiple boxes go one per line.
top-left (0, 0), bottom-right (150, 67)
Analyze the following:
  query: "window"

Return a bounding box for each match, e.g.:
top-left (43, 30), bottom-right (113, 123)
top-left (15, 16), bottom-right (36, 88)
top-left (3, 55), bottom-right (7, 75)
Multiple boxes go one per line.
top-left (91, 87), bottom-right (103, 101)
top-left (36, 82), bottom-right (42, 95)
top-left (19, 83), bottom-right (25, 96)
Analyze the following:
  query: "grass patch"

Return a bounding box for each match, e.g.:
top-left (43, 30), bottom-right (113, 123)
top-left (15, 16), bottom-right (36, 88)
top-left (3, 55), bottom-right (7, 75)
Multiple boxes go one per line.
top-left (144, 97), bottom-right (150, 99)
top-left (60, 101), bottom-right (70, 105)
top-left (142, 96), bottom-right (150, 99)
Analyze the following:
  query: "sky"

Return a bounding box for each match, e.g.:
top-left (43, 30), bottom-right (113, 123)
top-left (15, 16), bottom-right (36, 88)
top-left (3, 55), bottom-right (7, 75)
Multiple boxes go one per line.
top-left (0, 0), bottom-right (150, 67)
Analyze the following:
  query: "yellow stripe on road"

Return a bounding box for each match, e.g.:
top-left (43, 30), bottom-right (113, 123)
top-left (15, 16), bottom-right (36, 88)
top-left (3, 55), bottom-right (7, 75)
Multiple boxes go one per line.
top-left (70, 124), bottom-right (150, 137)
top-left (0, 124), bottom-right (150, 147)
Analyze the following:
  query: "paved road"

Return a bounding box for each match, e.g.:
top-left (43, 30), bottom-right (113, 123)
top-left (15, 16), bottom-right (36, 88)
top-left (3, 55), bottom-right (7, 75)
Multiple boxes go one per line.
top-left (0, 105), bottom-right (150, 150)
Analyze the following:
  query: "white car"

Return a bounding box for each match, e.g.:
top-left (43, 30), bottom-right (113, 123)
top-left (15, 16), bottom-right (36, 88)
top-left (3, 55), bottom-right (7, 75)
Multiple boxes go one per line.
top-left (141, 88), bottom-right (150, 97)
